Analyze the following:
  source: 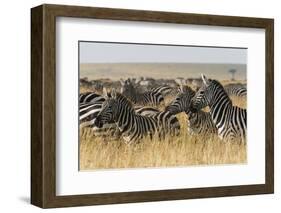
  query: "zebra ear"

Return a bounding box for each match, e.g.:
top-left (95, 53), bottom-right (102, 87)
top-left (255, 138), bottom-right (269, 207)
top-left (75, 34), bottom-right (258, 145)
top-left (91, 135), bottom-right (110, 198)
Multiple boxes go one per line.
top-left (111, 88), bottom-right (117, 99)
top-left (179, 84), bottom-right (184, 92)
top-left (103, 87), bottom-right (109, 98)
top-left (181, 79), bottom-right (186, 86)
top-left (175, 78), bottom-right (182, 86)
top-left (135, 78), bottom-right (141, 84)
top-left (201, 74), bottom-right (209, 86)
top-left (120, 78), bottom-right (125, 86)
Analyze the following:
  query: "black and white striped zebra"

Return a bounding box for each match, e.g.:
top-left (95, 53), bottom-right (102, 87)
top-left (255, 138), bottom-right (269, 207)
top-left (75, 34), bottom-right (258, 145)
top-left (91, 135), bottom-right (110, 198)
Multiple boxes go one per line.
top-left (80, 96), bottom-right (163, 138)
top-left (120, 79), bottom-right (165, 106)
top-left (190, 74), bottom-right (247, 142)
top-left (165, 85), bottom-right (195, 115)
top-left (166, 85), bottom-right (217, 135)
top-left (224, 83), bottom-right (247, 97)
top-left (94, 89), bottom-right (180, 143)
top-left (80, 101), bottom-right (162, 128)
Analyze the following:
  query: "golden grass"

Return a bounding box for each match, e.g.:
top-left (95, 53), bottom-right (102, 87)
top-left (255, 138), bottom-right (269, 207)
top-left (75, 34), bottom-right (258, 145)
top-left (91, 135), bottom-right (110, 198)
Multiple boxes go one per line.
top-left (80, 112), bottom-right (247, 170)
top-left (80, 134), bottom-right (246, 170)
top-left (79, 84), bottom-right (247, 170)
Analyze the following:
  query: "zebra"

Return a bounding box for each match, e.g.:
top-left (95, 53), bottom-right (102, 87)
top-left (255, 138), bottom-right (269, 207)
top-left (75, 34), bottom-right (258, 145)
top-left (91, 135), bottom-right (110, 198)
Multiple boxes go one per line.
top-left (120, 79), bottom-right (165, 106)
top-left (79, 97), bottom-right (163, 138)
top-left (190, 74), bottom-right (247, 142)
top-left (79, 92), bottom-right (105, 104)
top-left (166, 85), bottom-right (217, 135)
top-left (94, 89), bottom-right (180, 143)
top-left (80, 101), bottom-right (162, 129)
top-left (224, 83), bottom-right (247, 97)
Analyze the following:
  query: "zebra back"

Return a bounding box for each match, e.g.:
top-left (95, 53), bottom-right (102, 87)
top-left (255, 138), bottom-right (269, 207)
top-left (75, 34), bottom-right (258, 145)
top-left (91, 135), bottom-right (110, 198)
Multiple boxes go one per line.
top-left (150, 85), bottom-right (172, 96)
top-left (79, 92), bottom-right (105, 104)
top-left (224, 83), bottom-right (247, 97)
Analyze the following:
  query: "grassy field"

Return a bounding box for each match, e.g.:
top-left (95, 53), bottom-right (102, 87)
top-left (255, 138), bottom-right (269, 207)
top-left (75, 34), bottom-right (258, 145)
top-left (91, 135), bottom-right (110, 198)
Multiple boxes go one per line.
top-left (79, 94), bottom-right (247, 170)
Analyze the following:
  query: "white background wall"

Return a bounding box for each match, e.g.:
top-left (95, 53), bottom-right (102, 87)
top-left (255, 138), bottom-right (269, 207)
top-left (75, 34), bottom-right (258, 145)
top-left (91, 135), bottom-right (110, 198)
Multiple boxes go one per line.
top-left (0, 0), bottom-right (279, 212)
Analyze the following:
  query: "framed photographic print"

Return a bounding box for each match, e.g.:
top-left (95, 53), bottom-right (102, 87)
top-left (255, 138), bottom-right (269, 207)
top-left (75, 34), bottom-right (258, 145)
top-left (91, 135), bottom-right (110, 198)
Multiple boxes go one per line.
top-left (31, 4), bottom-right (274, 208)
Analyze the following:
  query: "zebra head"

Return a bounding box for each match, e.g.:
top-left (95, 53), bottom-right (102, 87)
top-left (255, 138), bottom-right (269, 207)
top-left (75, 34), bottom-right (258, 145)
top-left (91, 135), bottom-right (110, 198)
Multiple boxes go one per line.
top-left (94, 89), bottom-right (118, 128)
top-left (120, 78), bottom-right (136, 95)
top-left (166, 85), bottom-right (195, 114)
top-left (190, 74), bottom-right (211, 112)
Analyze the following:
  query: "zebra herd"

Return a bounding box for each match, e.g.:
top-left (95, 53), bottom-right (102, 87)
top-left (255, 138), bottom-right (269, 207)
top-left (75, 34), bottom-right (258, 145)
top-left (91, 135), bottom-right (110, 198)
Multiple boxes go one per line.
top-left (80, 74), bottom-right (247, 144)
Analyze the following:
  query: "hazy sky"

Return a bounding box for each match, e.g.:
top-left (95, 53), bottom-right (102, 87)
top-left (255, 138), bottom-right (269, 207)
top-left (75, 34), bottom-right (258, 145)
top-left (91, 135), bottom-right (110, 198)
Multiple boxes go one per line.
top-left (79, 41), bottom-right (247, 64)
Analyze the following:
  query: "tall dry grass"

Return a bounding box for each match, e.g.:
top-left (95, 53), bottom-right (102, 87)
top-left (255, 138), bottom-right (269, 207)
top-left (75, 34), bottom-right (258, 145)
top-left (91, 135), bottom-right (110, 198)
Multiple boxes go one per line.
top-left (80, 133), bottom-right (246, 170)
top-left (80, 99), bottom-right (247, 170)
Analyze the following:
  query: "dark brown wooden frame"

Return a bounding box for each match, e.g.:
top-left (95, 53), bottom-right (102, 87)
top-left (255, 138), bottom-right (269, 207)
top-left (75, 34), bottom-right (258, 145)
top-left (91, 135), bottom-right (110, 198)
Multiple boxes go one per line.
top-left (31, 4), bottom-right (274, 208)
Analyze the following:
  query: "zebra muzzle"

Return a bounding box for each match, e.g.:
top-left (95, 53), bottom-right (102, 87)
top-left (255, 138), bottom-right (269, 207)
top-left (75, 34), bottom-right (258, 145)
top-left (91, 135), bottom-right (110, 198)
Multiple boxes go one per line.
top-left (93, 118), bottom-right (103, 128)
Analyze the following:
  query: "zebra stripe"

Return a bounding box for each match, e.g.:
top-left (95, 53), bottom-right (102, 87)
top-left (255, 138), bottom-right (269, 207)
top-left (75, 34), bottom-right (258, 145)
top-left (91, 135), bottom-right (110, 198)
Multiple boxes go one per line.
top-left (166, 85), bottom-right (217, 135)
top-left (79, 92), bottom-right (105, 104)
top-left (187, 111), bottom-right (217, 135)
top-left (150, 85), bottom-right (172, 96)
top-left (134, 106), bottom-right (161, 116)
top-left (120, 79), bottom-right (164, 106)
top-left (224, 83), bottom-right (247, 97)
top-left (191, 74), bottom-right (247, 142)
top-left (79, 102), bottom-right (103, 128)
top-left (166, 86), bottom-right (195, 115)
top-left (94, 90), bottom-right (180, 143)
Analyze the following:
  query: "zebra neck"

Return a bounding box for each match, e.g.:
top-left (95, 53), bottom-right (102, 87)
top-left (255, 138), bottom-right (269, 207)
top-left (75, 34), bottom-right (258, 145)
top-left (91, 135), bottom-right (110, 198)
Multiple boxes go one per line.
top-left (127, 89), bottom-right (138, 103)
top-left (115, 105), bottom-right (135, 133)
top-left (208, 89), bottom-right (232, 109)
top-left (209, 97), bottom-right (232, 128)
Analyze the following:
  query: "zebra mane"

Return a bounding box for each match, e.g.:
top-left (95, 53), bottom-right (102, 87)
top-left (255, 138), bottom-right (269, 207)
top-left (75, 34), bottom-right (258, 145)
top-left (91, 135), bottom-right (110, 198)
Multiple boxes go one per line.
top-left (113, 92), bottom-right (135, 110)
top-left (210, 80), bottom-right (232, 103)
top-left (210, 79), bottom-right (227, 91)
top-left (210, 79), bottom-right (221, 86)
top-left (179, 85), bottom-right (195, 96)
top-left (185, 85), bottom-right (195, 95)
